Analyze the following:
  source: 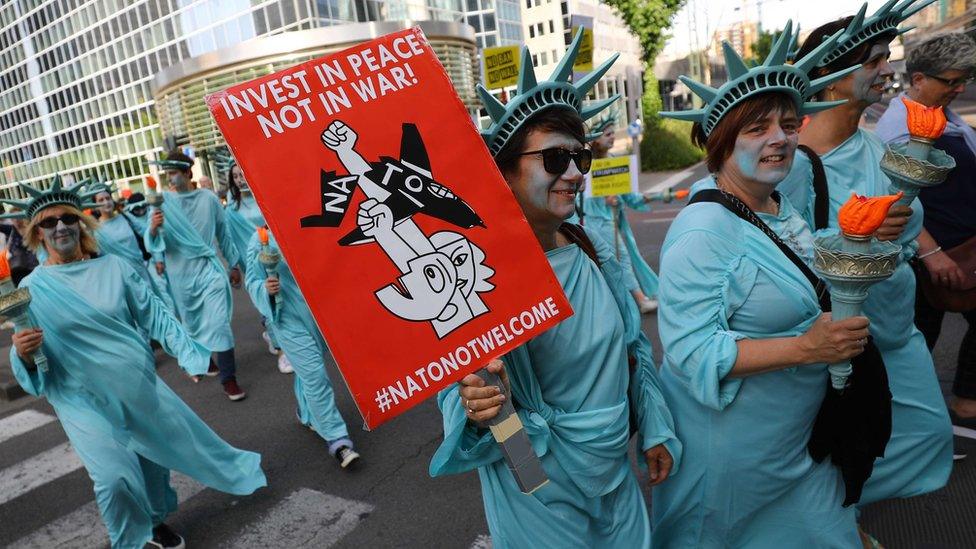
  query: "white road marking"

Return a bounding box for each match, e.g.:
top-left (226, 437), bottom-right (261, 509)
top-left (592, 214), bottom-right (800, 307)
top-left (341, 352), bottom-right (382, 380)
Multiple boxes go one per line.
top-left (470, 534), bottom-right (493, 548)
top-left (224, 488), bottom-right (373, 548)
top-left (9, 473), bottom-right (203, 549)
top-left (0, 442), bottom-right (82, 505)
top-left (639, 215), bottom-right (679, 224)
top-left (953, 425), bottom-right (976, 441)
top-left (644, 161), bottom-right (704, 193)
top-left (0, 410), bottom-right (56, 445)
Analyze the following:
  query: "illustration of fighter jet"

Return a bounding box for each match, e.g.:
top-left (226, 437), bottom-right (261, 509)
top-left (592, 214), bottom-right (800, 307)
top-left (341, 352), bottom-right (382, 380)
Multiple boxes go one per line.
top-left (301, 123), bottom-right (485, 245)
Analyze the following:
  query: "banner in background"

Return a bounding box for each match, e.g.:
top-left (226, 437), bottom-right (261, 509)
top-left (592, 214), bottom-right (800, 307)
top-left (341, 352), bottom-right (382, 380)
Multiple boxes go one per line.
top-left (570, 15), bottom-right (594, 73)
top-left (585, 155), bottom-right (638, 197)
top-left (482, 45), bottom-right (521, 90)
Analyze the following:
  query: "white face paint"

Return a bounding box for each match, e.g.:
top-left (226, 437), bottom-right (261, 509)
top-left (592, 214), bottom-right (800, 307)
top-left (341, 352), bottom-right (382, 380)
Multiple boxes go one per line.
top-left (41, 218), bottom-right (81, 256)
top-left (850, 43), bottom-right (893, 104)
top-left (95, 192), bottom-right (114, 215)
top-left (232, 165), bottom-right (249, 192)
top-left (166, 169), bottom-right (191, 191)
top-left (728, 109), bottom-right (800, 186)
top-left (507, 130), bottom-right (585, 227)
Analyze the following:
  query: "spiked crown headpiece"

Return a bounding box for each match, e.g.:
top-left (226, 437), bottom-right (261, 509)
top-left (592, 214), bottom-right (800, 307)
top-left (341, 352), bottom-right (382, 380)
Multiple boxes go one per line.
top-left (814, 0), bottom-right (933, 68)
top-left (83, 177), bottom-right (116, 198)
top-left (588, 106), bottom-right (620, 139)
top-left (148, 150), bottom-right (194, 172)
top-left (0, 176), bottom-right (101, 220)
top-left (479, 28), bottom-right (620, 156)
top-left (660, 21), bottom-right (860, 136)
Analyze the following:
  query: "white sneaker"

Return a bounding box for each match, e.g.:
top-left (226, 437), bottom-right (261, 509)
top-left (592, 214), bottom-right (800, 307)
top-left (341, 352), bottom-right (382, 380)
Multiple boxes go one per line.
top-left (334, 446), bottom-right (361, 469)
top-left (277, 353), bottom-right (294, 374)
top-left (638, 298), bottom-right (658, 315)
top-left (261, 331), bottom-right (277, 355)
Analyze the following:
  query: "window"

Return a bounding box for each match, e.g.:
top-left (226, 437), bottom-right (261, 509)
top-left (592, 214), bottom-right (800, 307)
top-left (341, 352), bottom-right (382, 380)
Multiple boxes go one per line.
top-left (549, 20), bottom-right (554, 33)
top-left (529, 26), bottom-right (535, 38)
top-left (532, 53), bottom-right (538, 65)
top-left (540, 51), bottom-right (548, 64)
top-left (526, 0), bottom-right (531, 8)
top-left (537, 22), bottom-right (544, 35)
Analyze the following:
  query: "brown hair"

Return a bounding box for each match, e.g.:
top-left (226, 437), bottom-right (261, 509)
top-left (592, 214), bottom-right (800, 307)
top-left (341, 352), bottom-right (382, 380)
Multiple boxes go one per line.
top-left (494, 107), bottom-right (586, 177)
top-left (25, 204), bottom-right (100, 257)
top-left (691, 93), bottom-right (797, 173)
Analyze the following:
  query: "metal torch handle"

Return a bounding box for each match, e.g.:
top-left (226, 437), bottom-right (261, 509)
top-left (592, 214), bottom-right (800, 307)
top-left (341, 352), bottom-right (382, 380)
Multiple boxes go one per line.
top-left (13, 314), bottom-right (48, 373)
top-left (265, 267), bottom-right (280, 322)
top-left (827, 297), bottom-right (864, 390)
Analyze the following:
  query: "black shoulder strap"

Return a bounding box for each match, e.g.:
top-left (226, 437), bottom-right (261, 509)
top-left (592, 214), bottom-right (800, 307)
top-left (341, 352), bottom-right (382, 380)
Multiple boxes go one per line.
top-left (797, 144), bottom-right (830, 230)
top-left (689, 189), bottom-right (832, 311)
top-left (558, 223), bottom-right (600, 266)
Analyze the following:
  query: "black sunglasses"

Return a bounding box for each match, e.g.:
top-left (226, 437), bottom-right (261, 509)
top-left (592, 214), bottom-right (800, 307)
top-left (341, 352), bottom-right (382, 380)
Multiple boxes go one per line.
top-left (518, 147), bottom-right (592, 175)
top-left (925, 73), bottom-right (974, 88)
top-left (37, 213), bottom-right (80, 229)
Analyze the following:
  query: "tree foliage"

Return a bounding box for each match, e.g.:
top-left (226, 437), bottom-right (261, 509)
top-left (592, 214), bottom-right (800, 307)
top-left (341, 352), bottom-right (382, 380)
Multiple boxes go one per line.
top-left (604, 0), bottom-right (698, 170)
top-left (602, 0), bottom-right (687, 62)
top-left (747, 29), bottom-right (776, 66)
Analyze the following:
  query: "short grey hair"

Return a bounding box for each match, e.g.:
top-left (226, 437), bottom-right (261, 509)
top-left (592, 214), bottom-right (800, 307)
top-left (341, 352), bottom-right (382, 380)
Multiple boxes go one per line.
top-left (906, 32), bottom-right (976, 76)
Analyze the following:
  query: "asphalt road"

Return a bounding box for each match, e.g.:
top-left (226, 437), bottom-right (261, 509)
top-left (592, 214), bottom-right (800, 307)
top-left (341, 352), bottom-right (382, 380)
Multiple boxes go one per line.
top-left (0, 161), bottom-right (972, 548)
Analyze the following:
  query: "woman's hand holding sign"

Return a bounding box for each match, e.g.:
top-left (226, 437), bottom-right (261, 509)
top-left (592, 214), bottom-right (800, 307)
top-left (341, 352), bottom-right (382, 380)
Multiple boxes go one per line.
top-left (459, 359), bottom-right (509, 425)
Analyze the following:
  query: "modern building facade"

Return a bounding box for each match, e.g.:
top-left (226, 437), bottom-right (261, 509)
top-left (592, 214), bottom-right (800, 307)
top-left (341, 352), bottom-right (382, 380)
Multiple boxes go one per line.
top-left (153, 20), bottom-right (478, 180)
top-left (519, 0), bottom-right (643, 134)
top-left (0, 0), bottom-right (474, 193)
top-left (464, 0), bottom-right (523, 49)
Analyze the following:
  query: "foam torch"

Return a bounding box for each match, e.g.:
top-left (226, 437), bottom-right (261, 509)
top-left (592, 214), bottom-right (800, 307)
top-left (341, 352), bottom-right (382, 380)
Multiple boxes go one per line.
top-left (145, 176), bottom-right (165, 266)
top-left (0, 252), bottom-right (47, 372)
top-left (812, 193), bottom-right (902, 390)
top-left (257, 227), bottom-right (281, 322)
top-left (880, 97), bottom-right (956, 207)
top-left (643, 188), bottom-right (690, 203)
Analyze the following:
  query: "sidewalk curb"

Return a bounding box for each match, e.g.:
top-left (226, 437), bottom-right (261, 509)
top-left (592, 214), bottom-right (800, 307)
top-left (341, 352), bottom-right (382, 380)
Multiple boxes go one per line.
top-left (644, 161), bottom-right (704, 193)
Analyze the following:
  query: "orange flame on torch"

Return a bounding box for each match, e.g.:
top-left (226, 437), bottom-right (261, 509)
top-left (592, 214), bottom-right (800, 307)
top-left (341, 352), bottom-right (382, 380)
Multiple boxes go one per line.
top-left (0, 251), bottom-right (10, 280)
top-left (675, 189), bottom-right (690, 200)
top-left (838, 192), bottom-right (904, 237)
top-left (257, 227), bottom-right (269, 246)
top-left (902, 96), bottom-right (947, 140)
top-left (145, 176), bottom-right (157, 190)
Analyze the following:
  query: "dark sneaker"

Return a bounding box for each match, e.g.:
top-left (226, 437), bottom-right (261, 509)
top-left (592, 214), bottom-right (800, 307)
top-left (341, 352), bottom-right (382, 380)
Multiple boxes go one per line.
top-left (147, 523), bottom-right (185, 549)
top-left (334, 446), bottom-right (360, 469)
top-left (223, 380), bottom-right (246, 401)
top-left (953, 447), bottom-right (968, 461)
top-left (205, 361), bottom-right (219, 377)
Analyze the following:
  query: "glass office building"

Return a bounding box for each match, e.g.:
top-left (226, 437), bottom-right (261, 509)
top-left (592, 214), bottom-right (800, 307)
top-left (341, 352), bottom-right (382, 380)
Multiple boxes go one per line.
top-left (0, 0), bottom-right (476, 192)
top-left (153, 20), bottom-right (478, 180)
top-left (464, 0), bottom-right (523, 48)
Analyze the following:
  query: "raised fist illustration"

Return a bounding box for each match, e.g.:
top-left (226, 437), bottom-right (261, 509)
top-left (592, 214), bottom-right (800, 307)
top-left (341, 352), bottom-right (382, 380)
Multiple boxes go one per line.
top-left (357, 198), bottom-right (394, 238)
top-left (321, 120), bottom-right (358, 152)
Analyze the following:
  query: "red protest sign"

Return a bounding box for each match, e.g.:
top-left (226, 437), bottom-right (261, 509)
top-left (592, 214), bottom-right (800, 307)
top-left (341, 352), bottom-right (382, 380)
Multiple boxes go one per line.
top-left (206, 27), bottom-right (572, 428)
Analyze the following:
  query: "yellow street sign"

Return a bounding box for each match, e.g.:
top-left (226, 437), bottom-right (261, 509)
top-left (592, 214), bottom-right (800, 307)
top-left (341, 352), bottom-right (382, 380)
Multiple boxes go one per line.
top-left (587, 155), bottom-right (637, 197)
top-left (483, 45), bottom-right (521, 90)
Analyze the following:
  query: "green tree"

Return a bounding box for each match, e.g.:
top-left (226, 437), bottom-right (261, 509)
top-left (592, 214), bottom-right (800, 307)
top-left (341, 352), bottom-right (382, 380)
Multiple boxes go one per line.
top-left (603, 0), bottom-right (703, 170)
top-left (747, 29), bottom-right (776, 66)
